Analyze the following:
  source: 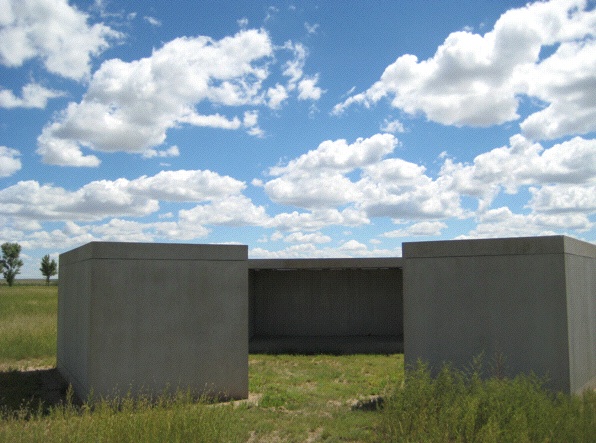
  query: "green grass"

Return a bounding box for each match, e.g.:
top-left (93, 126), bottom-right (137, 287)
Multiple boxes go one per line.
top-left (1, 286), bottom-right (595, 442)
top-left (380, 362), bottom-right (596, 442)
top-left (0, 285), bottom-right (57, 370)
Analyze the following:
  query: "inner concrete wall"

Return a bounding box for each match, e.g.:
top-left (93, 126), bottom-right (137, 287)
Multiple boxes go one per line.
top-left (403, 235), bottom-right (596, 394)
top-left (58, 242), bottom-right (248, 402)
top-left (248, 258), bottom-right (403, 353)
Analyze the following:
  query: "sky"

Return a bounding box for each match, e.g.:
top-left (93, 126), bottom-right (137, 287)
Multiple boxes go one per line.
top-left (1, 0), bottom-right (595, 278)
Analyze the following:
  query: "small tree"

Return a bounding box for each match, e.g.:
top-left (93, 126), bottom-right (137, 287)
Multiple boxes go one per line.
top-left (40, 254), bottom-right (58, 286)
top-left (1, 242), bottom-right (24, 287)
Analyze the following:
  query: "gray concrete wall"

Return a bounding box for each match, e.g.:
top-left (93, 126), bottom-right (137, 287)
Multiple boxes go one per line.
top-left (248, 258), bottom-right (403, 353)
top-left (403, 235), bottom-right (596, 394)
top-left (58, 242), bottom-right (248, 401)
top-left (563, 237), bottom-right (596, 393)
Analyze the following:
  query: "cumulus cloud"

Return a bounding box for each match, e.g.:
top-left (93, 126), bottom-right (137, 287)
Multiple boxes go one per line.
top-left (282, 231), bottom-right (332, 243)
top-left (143, 16), bottom-right (161, 26)
top-left (0, 0), bottom-right (121, 81)
top-left (380, 118), bottom-right (405, 133)
top-left (250, 242), bottom-right (402, 259)
top-left (36, 29), bottom-right (273, 165)
top-left (297, 75), bottom-right (324, 100)
top-left (259, 133), bottom-right (464, 221)
top-left (282, 41), bottom-right (324, 100)
top-left (528, 184), bottom-right (596, 214)
top-left (263, 133), bottom-right (397, 208)
top-left (270, 208), bottom-right (369, 232)
top-left (464, 206), bottom-right (592, 238)
top-left (520, 39), bottom-right (596, 139)
top-left (0, 82), bottom-right (65, 108)
top-left (0, 146), bottom-right (21, 177)
top-left (0, 169), bottom-right (247, 221)
top-left (382, 221), bottom-right (448, 238)
top-left (35, 29), bottom-right (322, 165)
top-left (141, 145), bottom-right (180, 159)
top-left (442, 135), bottom-right (596, 211)
top-left (178, 195), bottom-right (270, 227)
top-left (333, 0), bottom-right (596, 139)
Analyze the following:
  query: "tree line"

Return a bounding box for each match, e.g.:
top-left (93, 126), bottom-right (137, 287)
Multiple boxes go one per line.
top-left (0, 242), bottom-right (57, 286)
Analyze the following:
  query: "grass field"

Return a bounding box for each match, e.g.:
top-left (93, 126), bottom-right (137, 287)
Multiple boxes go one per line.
top-left (1, 285), bottom-right (595, 442)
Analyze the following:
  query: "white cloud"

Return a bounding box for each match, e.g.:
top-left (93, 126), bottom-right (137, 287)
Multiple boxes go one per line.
top-left (250, 242), bottom-right (402, 259)
top-left (528, 184), bottom-right (596, 214)
top-left (297, 75), bottom-right (324, 100)
top-left (270, 208), bottom-right (369, 232)
top-left (36, 29), bottom-right (274, 165)
top-left (0, 82), bottom-right (65, 108)
top-left (304, 22), bottom-right (319, 35)
top-left (382, 221), bottom-right (448, 238)
top-left (380, 118), bottom-right (405, 133)
top-left (144, 16), bottom-right (161, 26)
top-left (520, 39), bottom-right (596, 139)
top-left (178, 195), bottom-right (270, 227)
top-left (333, 0), bottom-right (596, 140)
top-left (282, 41), bottom-right (307, 86)
top-left (260, 133), bottom-right (464, 221)
top-left (267, 83), bottom-right (289, 109)
top-left (269, 133), bottom-right (397, 175)
top-left (34, 28), bottom-right (322, 164)
top-left (0, 169), bottom-right (247, 222)
top-left (282, 231), bottom-right (332, 243)
top-left (464, 206), bottom-right (592, 238)
top-left (142, 145), bottom-right (180, 159)
top-left (264, 134), bottom-right (397, 208)
top-left (442, 135), bottom-right (596, 211)
top-left (0, 146), bottom-right (21, 177)
top-left (0, 0), bottom-right (121, 80)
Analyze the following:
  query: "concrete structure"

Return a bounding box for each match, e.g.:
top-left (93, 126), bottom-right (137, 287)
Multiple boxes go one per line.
top-left (57, 242), bottom-right (248, 401)
top-left (249, 258), bottom-right (403, 353)
top-left (57, 235), bottom-right (595, 398)
top-left (403, 235), bottom-right (596, 394)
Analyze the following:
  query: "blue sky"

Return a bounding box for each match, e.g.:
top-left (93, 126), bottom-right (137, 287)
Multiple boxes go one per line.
top-left (1, 0), bottom-right (595, 277)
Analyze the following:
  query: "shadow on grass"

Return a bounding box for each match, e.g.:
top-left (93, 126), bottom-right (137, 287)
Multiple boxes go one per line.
top-left (0, 368), bottom-right (72, 417)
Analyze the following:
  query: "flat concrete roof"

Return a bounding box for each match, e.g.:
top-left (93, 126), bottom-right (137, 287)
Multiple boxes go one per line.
top-left (249, 257), bottom-right (404, 270)
top-left (60, 242), bottom-right (248, 265)
top-left (403, 235), bottom-right (596, 259)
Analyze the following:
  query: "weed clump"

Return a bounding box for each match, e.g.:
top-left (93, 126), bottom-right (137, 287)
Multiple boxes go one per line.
top-left (380, 361), bottom-right (596, 442)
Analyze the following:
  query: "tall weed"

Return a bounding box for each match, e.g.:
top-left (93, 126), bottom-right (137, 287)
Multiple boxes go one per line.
top-left (380, 361), bottom-right (596, 442)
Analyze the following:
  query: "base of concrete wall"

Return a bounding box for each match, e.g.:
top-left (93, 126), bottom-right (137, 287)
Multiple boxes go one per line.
top-left (249, 335), bottom-right (403, 354)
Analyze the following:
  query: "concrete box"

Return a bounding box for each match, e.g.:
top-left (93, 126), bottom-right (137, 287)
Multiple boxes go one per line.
top-left (249, 258), bottom-right (403, 353)
top-left (403, 235), bottom-right (596, 394)
top-left (57, 242), bottom-right (248, 401)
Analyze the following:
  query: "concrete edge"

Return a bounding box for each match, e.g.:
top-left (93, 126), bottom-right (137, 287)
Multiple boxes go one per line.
top-left (563, 236), bottom-right (596, 259)
top-left (248, 257), bottom-right (403, 269)
top-left (60, 242), bottom-right (248, 265)
top-left (403, 235), bottom-right (568, 258)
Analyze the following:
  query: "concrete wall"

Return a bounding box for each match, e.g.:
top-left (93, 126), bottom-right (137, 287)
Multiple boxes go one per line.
top-left (248, 258), bottom-right (403, 353)
top-left (564, 237), bottom-right (596, 393)
top-left (57, 242), bottom-right (248, 401)
top-left (403, 235), bottom-right (596, 394)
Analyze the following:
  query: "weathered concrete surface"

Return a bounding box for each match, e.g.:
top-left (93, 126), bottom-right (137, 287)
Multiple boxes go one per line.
top-left (249, 258), bottom-right (403, 353)
top-left (57, 242), bottom-right (248, 401)
top-left (403, 235), bottom-right (596, 394)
